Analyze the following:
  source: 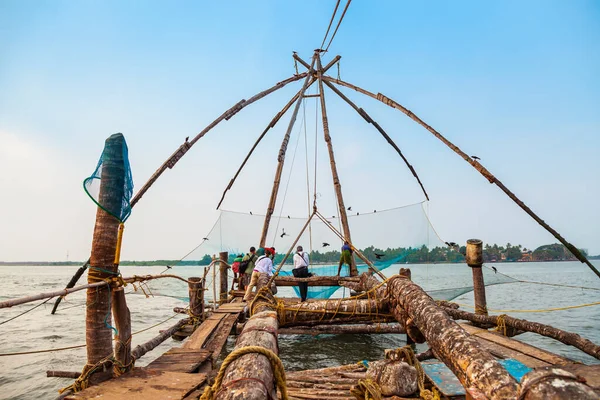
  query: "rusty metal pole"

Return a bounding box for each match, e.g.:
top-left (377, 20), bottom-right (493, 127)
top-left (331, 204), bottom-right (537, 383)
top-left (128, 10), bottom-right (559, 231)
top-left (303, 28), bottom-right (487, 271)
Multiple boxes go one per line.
top-left (219, 252), bottom-right (229, 304)
top-left (466, 239), bottom-right (488, 315)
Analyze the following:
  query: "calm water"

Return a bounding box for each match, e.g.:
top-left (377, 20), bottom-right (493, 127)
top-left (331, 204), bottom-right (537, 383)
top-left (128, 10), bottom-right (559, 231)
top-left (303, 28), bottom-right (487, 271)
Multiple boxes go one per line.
top-left (1, 261), bottom-right (599, 399)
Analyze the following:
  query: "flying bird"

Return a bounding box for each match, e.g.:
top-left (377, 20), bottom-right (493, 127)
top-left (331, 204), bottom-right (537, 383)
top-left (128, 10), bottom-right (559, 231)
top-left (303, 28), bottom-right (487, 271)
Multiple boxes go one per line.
top-left (374, 253), bottom-right (385, 260)
top-left (287, 215), bottom-right (290, 219)
top-left (491, 266), bottom-right (498, 274)
top-left (322, 242), bottom-right (330, 247)
top-left (331, 216), bottom-right (336, 218)
top-left (280, 229), bottom-right (288, 238)
top-left (250, 211), bottom-right (253, 215)
top-left (471, 155), bottom-right (481, 160)
top-left (356, 212), bottom-right (360, 216)
top-left (165, 265), bottom-right (172, 269)
top-left (373, 210), bottom-right (377, 213)
top-left (445, 242), bottom-right (458, 247)
top-left (347, 206), bottom-right (352, 211)
top-left (202, 237), bottom-right (209, 241)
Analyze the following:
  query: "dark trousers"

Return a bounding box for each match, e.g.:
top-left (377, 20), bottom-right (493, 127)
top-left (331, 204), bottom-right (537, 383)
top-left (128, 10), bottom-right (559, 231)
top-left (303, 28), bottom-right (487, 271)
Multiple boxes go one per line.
top-left (292, 266), bottom-right (310, 301)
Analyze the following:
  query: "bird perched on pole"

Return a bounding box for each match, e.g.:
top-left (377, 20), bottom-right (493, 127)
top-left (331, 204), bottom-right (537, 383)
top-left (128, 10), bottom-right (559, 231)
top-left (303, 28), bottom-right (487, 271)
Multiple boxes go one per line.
top-left (471, 155), bottom-right (481, 160)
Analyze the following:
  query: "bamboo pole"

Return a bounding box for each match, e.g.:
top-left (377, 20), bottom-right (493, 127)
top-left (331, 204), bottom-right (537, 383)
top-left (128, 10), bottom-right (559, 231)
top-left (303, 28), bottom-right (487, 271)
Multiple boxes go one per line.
top-left (111, 287), bottom-right (132, 374)
top-left (466, 239), bottom-right (488, 315)
top-left (316, 54), bottom-right (357, 276)
top-left (217, 78), bottom-right (317, 209)
top-left (51, 261), bottom-right (89, 314)
top-left (47, 371), bottom-right (81, 379)
top-left (131, 318), bottom-right (189, 360)
top-left (323, 76), bottom-right (600, 280)
top-left (130, 73), bottom-right (308, 208)
top-left (387, 274), bottom-right (519, 399)
top-left (84, 133), bottom-right (128, 385)
top-left (260, 56), bottom-right (317, 247)
top-left (440, 306), bottom-right (600, 361)
top-left (219, 252), bottom-right (229, 304)
top-left (273, 275), bottom-right (360, 286)
top-left (322, 79), bottom-right (429, 200)
top-left (278, 323), bottom-right (404, 335)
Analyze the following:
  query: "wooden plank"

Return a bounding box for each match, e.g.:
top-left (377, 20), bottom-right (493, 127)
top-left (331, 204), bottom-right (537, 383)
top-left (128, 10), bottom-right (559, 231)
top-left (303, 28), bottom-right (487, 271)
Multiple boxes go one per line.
top-left (214, 303), bottom-right (246, 313)
top-left (461, 323), bottom-right (572, 365)
top-left (204, 313), bottom-right (239, 361)
top-left (182, 313), bottom-right (227, 350)
top-left (66, 368), bottom-right (207, 400)
top-left (146, 347), bottom-right (212, 373)
top-left (470, 335), bottom-right (551, 368)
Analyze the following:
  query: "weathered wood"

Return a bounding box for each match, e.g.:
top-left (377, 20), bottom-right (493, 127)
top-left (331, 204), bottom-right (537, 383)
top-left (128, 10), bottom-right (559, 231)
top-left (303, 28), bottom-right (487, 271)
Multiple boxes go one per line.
top-left (85, 133), bottom-right (127, 385)
top-left (279, 323), bottom-right (404, 335)
top-left (214, 309), bottom-right (280, 400)
top-left (466, 239), bottom-right (488, 315)
top-left (182, 313), bottom-right (227, 350)
top-left (203, 313), bottom-right (239, 361)
top-left (111, 287), bottom-right (132, 374)
top-left (130, 72), bottom-right (308, 208)
top-left (323, 75), bottom-right (600, 280)
top-left (519, 367), bottom-right (598, 399)
top-left (219, 252), bottom-right (228, 304)
top-left (131, 318), bottom-right (188, 360)
top-left (65, 368), bottom-right (207, 400)
top-left (51, 261), bottom-right (90, 314)
top-left (188, 277), bottom-right (204, 320)
top-left (273, 275), bottom-right (360, 286)
top-left (47, 370), bottom-right (81, 379)
top-left (446, 307), bottom-right (600, 361)
top-left (260, 55), bottom-right (317, 247)
top-left (281, 298), bottom-right (389, 326)
top-left (387, 274), bottom-right (519, 399)
top-left (145, 347), bottom-right (212, 373)
top-left (316, 54), bottom-right (357, 276)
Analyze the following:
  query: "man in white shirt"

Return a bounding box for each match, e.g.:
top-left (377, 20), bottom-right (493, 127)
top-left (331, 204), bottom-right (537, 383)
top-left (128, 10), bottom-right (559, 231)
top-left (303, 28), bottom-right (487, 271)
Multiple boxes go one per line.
top-left (243, 247), bottom-right (274, 301)
top-left (292, 245), bottom-right (311, 302)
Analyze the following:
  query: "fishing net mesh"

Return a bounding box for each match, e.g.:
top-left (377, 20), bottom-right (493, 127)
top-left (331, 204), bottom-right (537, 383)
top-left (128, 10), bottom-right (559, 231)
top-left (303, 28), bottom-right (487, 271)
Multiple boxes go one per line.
top-left (178, 202), bottom-right (517, 299)
top-left (83, 133), bottom-right (134, 222)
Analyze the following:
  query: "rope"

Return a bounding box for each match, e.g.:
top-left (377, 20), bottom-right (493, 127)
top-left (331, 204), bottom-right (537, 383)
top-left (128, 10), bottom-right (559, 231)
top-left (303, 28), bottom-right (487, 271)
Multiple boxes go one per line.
top-left (388, 346), bottom-right (440, 400)
top-left (0, 298), bottom-right (52, 326)
top-left (320, 0), bottom-right (341, 50)
top-left (199, 346), bottom-right (287, 400)
top-left (455, 301), bottom-right (600, 313)
top-left (495, 314), bottom-right (508, 336)
top-left (324, 0), bottom-right (352, 52)
top-left (351, 378), bottom-right (382, 400)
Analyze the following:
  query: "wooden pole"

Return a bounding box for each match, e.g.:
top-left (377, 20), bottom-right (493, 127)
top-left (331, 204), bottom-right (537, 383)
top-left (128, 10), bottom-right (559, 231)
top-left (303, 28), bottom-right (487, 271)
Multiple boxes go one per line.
top-left (323, 76), bottom-right (600, 280)
top-left (259, 55), bottom-right (317, 247)
top-left (84, 133), bottom-right (128, 385)
top-left (188, 277), bottom-right (204, 321)
top-left (273, 275), bottom-right (360, 286)
top-left (322, 79), bottom-right (429, 200)
top-left (387, 273), bottom-right (519, 399)
top-left (213, 291), bottom-right (280, 399)
top-left (466, 239), bottom-right (488, 315)
top-left (111, 287), bottom-right (132, 374)
top-left (212, 256), bottom-right (217, 307)
top-left (278, 323), bottom-right (404, 335)
top-left (440, 305), bottom-right (600, 361)
top-left (519, 367), bottom-right (598, 399)
top-left (316, 54), bottom-right (357, 276)
top-left (131, 319), bottom-right (189, 360)
top-left (219, 252), bottom-right (229, 304)
top-left (280, 298), bottom-right (388, 326)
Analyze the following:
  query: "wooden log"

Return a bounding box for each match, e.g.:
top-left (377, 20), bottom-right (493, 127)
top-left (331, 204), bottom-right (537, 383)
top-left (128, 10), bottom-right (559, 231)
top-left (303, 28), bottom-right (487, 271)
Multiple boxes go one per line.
top-left (111, 287), bottom-right (132, 374)
top-left (519, 367), bottom-right (598, 399)
top-left (322, 75), bottom-right (600, 281)
top-left (130, 72), bottom-right (308, 208)
top-left (188, 277), bottom-right (204, 321)
top-left (85, 133), bottom-right (127, 385)
top-left (51, 261), bottom-right (89, 314)
top-left (47, 371), bottom-right (81, 379)
top-left (281, 298), bottom-right (388, 325)
top-left (387, 274), bottom-right (519, 399)
top-left (441, 306), bottom-right (600, 361)
top-left (278, 323), bottom-right (404, 335)
top-left (466, 239), bottom-right (488, 315)
top-left (282, 315), bottom-right (396, 327)
top-left (260, 56), bottom-right (317, 247)
top-left (214, 308), bottom-right (280, 399)
top-left (219, 252), bottom-right (228, 304)
top-left (131, 318), bottom-right (188, 360)
top-left (316, 54), bottom-right (357, 276)
top-left (273, 275), bottom-right (360, 286)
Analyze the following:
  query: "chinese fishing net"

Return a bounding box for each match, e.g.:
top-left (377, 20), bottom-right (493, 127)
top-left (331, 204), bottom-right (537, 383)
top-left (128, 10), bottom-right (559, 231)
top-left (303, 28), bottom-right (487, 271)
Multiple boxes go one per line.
top-left (83, 133), bottom-right (134, 223)
top-left (178, 201), bottom-right (517, 300)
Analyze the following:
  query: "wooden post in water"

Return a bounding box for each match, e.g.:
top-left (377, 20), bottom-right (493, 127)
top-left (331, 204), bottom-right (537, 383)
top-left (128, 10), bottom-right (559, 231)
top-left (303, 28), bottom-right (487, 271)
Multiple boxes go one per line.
top-left (84, 133), bottom-right (127, 385)
top-left (112, 287), bottom-right (132, 374)
top-left (188, 277), bottom-right (204, 323)
top-left (466, 239), bottom-right (488, 315)
top-left (219, 252), bottom-right (229, 304)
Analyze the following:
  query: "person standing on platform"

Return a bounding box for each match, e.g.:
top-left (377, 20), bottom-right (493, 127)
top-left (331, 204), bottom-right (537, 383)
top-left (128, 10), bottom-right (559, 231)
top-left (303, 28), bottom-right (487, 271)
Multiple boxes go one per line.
top-left (243, 248), bottom-right (273, 301)
top-left (239, 246), bottom-right (257, 290)
top-left (292, 245), bottom-right (311, 302)
top-left (337, 241), bottom-right (353, 276)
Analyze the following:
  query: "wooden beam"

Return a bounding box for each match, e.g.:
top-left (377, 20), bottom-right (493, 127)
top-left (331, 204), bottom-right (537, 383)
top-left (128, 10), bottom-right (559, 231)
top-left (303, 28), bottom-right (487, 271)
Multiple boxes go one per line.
top-left (278, 323), bottom-right (404, 335)
top-left (273, 275), bottom-right (360, 286)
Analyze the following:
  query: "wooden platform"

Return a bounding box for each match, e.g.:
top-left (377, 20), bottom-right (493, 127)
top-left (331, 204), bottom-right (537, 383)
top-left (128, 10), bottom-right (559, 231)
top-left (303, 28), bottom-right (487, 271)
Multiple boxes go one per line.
top-left (146, 348), bottom-right (212, 373)
top-left (65, 368), bottom-right (207, 400)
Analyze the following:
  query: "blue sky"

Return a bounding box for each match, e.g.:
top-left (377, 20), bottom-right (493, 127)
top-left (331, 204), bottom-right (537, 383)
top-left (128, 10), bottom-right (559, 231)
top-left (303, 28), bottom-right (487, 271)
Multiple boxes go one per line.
top-left (0, 0), bottom-right (599, 261)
